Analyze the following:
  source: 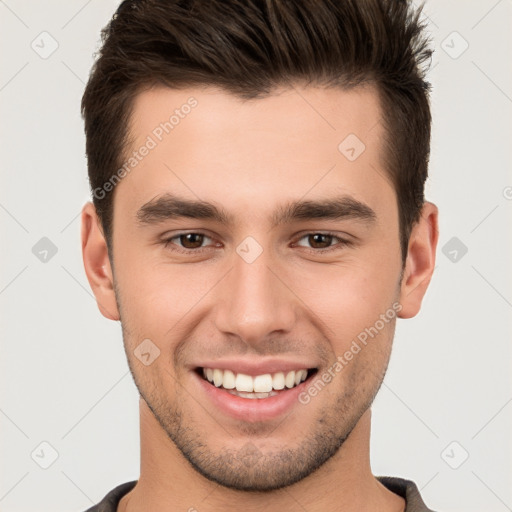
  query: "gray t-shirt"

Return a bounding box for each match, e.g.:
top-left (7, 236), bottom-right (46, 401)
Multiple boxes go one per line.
top-left (84, 476), bottom-right (436, 511)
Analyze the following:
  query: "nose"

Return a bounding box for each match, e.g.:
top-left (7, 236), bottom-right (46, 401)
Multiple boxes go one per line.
top-left (213, 245), bottom-right (297, 348)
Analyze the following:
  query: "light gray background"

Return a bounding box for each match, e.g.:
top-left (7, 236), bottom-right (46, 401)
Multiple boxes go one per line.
top-left (1, 1), bottom-right (511, 511)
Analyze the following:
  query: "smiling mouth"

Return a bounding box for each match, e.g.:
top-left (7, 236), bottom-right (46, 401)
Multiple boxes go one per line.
top-left (195, 367), bottom-right (318, 399)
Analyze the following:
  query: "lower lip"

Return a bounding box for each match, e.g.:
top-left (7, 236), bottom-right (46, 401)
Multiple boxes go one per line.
top-left (193, 370), bottom-right (313, 423)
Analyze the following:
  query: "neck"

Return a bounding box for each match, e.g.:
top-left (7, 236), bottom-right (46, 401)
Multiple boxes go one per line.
top-left (118, 399), bottom-right (404, 512)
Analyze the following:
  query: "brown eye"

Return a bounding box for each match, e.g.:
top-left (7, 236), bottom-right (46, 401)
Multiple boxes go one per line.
top-left (162, 232), bottom-right (216, 253)
top-left (178, 233), bottom-right (206, 249)
top-left (294, 232), bottom-right (351, 253)
top-left (306, 233), bottom-right (334, 249)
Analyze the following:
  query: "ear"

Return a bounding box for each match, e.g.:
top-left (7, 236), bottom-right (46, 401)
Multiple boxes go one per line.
top-left (398, 201), bottom-right (439, 319)
top-left (81, 202), bottom-right (120, 321)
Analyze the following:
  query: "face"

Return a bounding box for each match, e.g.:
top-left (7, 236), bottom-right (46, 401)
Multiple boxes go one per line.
top-left (85, 84), bottom-right (431, 491)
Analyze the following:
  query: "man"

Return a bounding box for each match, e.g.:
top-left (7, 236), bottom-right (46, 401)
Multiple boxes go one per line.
top-left (80, 0), bottom-right (438, 510)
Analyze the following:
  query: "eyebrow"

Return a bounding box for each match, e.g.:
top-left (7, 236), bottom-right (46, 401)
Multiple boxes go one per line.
top-left (136, 193), bottom-right (377, 228)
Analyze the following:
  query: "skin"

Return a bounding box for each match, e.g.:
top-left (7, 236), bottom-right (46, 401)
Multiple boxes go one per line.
top-left (81, 84), bottom-right (438, 512)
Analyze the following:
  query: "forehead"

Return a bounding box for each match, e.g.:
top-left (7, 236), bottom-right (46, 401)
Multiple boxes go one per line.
top-left (115, 84), bottom-right (394, 226)
top-left (128, 84), bottom-right (383, 155)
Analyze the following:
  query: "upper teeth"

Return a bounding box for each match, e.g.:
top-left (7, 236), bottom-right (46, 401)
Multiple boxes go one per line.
top-left (202, 368), bottom-right (309, 392)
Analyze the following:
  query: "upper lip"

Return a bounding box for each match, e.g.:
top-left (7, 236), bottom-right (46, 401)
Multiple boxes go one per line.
top-left (194, 358), bottom-right (318, 376)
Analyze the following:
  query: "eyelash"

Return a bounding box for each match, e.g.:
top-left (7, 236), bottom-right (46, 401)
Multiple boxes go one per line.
top-left (161, 231), bottom-right (352, 255)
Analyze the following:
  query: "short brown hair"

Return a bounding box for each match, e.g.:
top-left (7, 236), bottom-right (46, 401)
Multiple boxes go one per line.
top-left (81, 0), bottom-right (433, 262)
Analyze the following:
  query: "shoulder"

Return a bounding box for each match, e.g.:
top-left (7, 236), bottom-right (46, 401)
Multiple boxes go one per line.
top-left (82, 481), bottom-right (137, 512)
top-left (377, 476), bottom-right (437, 512)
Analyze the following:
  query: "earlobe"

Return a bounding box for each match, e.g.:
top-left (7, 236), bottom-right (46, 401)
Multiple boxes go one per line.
top-left (81, 202), bottom-right (120, 321)
top-left (398, 202), bottom-right (439, 319)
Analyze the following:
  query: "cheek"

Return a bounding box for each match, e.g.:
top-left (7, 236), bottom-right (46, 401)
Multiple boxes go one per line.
top-left (116, 259), bottom-right (215, 336)
top-left (298, 259), bottom-right (400, 340)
